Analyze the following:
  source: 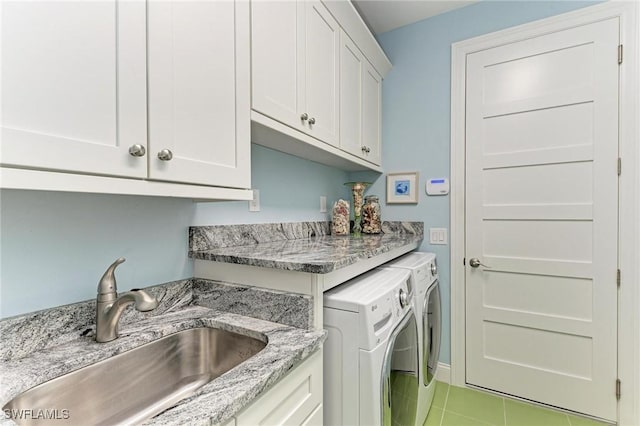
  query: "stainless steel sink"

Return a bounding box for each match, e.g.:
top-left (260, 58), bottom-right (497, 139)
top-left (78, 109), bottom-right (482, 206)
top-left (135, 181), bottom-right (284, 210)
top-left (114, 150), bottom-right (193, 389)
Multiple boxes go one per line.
top-left (3, 327), bottom-right (267, 425)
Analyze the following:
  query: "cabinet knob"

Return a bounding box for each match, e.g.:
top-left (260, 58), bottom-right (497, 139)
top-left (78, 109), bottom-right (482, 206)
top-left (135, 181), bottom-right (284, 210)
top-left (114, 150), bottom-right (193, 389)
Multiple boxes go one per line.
top-left (128, 144), bottom-right (146, 157)
top-left (366, 147), bottom-right (371, 153)
top-left (361, 146), bottom-right (367, 153)
top-left (308, 117), bottom-right (316, 125)
top-left (300, 113), bottom-right (309, 121)
top-left (157, 149), bottom-right (173, 161)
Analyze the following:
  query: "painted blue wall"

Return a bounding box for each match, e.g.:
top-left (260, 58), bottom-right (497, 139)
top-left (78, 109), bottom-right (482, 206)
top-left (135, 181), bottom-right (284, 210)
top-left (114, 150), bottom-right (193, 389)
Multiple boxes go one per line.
top-left (359, 0), bottom-right (601, 364)
top-left (0, 145), bottom-right (349, 318)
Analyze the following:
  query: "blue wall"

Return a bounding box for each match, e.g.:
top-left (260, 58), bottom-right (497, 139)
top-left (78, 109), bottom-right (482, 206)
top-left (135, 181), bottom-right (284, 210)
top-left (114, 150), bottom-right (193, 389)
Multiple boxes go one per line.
top-left (0, 145), bottom-right (349, 318)
top-left (361, 0), bottom-right (601, 364)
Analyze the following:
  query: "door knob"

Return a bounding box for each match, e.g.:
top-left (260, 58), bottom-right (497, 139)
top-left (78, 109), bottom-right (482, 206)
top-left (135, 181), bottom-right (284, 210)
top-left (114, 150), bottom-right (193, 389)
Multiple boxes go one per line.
top-left (469, 258), bottom-right (491, 268)
top-left (128, 144), bottom-right (146, 157)
top-left (157, 149), bottom-right (173, 161)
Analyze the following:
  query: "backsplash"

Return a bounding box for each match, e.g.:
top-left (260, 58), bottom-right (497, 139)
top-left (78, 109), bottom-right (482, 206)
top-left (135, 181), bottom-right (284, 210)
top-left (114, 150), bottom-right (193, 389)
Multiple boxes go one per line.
top-left (189, 220), bottom-right (424, 252)
top-left (0, 279), bottom-right (312, 362)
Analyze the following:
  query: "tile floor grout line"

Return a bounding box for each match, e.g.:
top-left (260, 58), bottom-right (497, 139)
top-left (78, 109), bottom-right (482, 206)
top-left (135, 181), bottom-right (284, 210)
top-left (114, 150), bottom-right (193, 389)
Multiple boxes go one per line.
top-left (502, 396), bottom-right (507, 426)
top-left (438, 384), bottom-right (450, 426)
top-left (566, 413), bottom-right (573, 426)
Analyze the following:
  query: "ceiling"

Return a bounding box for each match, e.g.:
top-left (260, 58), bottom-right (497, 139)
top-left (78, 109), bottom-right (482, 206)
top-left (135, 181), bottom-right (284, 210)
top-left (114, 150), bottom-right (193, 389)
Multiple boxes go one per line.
top-left (352, 0), bottom-right (479, 35)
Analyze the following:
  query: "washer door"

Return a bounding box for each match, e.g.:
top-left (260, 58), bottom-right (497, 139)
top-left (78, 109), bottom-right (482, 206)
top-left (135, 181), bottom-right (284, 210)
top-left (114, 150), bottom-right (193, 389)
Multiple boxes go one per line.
top-left (423, 280), bottom-right (442, 386)
top-left (382, 310), bottom-right (419, 426)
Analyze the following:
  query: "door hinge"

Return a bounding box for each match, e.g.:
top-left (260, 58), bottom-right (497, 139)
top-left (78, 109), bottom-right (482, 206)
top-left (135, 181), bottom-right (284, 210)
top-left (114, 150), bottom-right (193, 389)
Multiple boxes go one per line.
top-left (617, 269), bottom-right (621, 288)
top-left (463, 257), bottom-right (466, 266)
top-left (618, 158), bottom-right (622, 176)
top-left (618, 45), bottom-right (623, 65)
top-left (616, 379), bottom-right (621, 400)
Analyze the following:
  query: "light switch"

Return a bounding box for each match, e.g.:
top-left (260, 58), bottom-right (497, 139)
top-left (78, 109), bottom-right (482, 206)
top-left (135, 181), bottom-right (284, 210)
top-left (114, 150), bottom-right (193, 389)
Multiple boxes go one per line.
top-left (429, 228), bottom-right (448, 245)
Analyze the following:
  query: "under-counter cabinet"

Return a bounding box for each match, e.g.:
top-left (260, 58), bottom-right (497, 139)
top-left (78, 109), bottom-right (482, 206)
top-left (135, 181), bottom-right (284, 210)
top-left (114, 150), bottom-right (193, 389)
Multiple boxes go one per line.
top-left (1, 0), bottom-right (251, 199)
top-left (252, 0), bottom-right (340, 147)
top-left (235, 350), bottom-right (323, 426)
top-left (339, 31), bottom-right (382, 165)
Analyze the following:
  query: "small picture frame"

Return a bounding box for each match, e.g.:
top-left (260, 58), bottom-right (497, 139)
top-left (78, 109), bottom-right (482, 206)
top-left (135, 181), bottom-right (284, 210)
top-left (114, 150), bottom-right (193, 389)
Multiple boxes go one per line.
top-left (386, 172), bottom-right (419, 204)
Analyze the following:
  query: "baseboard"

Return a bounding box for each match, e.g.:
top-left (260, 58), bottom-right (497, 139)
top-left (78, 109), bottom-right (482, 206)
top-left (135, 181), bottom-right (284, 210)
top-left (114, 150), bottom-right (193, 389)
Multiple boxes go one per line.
top-left (436, 362), bottom-right (451, 384)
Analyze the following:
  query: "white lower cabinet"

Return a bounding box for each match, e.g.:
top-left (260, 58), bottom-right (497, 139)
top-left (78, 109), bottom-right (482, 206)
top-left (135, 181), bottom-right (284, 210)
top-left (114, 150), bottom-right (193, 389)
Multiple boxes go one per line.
top-left (234, 350), bottom-right (323, 426)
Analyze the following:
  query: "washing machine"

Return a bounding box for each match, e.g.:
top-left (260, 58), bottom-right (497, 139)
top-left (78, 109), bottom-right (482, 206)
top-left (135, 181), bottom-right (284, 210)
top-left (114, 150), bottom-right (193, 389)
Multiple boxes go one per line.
top-left (382, 252), bottom-right (441, 426)
top-left (323, 268), bottom-right (419, 426)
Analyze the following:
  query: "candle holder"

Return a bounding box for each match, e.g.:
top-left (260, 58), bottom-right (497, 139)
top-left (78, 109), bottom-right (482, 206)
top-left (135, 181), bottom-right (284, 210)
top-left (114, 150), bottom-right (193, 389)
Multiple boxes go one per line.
top-left (344, 182), bottom-right (370, 235)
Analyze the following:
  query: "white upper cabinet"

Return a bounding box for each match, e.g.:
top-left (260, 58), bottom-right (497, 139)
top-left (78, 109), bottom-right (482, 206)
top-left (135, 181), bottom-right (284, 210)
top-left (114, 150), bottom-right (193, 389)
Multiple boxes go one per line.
top-left (1, 0), bottom-right (251, 199)
top-left (339, 31), bottom-right (381, 165)
top-left (147, 0), bottom-right (250, 188)
top-left (1, 0), bottom-right (147, 178)
top-left (303, 1), bottom-right (340, 146)
top-left (251, 0), bottom-right (340, 147)
top-left (251, 0), bottom-right (390, 172)
top-left (361, 61), bottom-right (382, 165)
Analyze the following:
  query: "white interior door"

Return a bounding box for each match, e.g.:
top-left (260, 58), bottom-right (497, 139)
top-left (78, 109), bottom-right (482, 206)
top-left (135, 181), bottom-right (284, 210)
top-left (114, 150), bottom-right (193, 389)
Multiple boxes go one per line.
top-left (465, 18), bottom-right (619, 421)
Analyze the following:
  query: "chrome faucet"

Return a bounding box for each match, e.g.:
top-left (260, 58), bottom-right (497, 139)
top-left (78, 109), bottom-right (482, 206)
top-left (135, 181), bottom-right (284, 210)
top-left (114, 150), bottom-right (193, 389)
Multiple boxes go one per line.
top-left (95, 257), bottom-right (158, 343)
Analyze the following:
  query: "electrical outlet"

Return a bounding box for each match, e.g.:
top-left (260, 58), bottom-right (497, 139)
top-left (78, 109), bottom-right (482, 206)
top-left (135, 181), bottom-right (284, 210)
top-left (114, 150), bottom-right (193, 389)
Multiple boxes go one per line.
top-left (249, 189), bottom-right (260, 212)
top-left (429, 228), bottom-right (448, 245)
top-left (320, 196), bottom-right (327, 213)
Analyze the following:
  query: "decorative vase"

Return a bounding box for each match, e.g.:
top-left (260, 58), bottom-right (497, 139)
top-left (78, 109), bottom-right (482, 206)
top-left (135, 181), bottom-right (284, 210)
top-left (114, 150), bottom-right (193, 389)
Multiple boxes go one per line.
top-left (344, 182), bottom-right (370, 235)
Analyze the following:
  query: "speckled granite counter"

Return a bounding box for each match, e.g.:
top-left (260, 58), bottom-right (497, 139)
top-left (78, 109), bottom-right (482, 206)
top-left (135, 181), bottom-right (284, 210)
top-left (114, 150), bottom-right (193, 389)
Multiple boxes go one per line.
top-left (0, 280), bottom-right (325, 425)
top-left (189, 221), bottom-right (423, 274)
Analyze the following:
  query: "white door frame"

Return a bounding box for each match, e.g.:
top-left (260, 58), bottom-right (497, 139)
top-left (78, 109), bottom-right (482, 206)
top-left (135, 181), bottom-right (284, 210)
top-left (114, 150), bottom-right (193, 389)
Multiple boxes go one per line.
top-left (450, 2), bottom-right (639, 424)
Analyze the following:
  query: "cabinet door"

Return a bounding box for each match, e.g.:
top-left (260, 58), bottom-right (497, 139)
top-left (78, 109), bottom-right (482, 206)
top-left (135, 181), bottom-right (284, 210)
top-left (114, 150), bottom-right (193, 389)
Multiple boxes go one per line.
top-left (236, 350), bottom-right (322, 425)
top-left (1, 0), bottom-right (147, 178)
top-left (362, 62), bottom-right (382, 165)
top-left (251, 1), bottom-right (306, 133)
top-left (147, 0), bottom-right (250, 188)
top-left (339, 31), bottom-right (364, 158)
top-left (304, 0), bottom-right (340, 147)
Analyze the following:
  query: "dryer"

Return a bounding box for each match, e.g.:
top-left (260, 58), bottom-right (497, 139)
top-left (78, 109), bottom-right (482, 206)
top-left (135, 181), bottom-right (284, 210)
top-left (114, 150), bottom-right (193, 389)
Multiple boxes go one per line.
top-left (383, 252), bottom-right (441, 426)
top-left (323, 268), bottom-right (419, 426)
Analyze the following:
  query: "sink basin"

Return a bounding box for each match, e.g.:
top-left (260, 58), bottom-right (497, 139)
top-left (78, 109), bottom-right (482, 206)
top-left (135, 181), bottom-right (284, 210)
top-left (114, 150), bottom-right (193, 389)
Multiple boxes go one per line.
top-left (3, 327), bottom-right (267, 425)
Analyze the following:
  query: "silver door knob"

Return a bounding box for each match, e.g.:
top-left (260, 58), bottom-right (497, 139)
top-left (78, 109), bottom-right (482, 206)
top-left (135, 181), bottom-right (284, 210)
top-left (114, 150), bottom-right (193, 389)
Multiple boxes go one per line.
top-left (308, 117), bottom-right (316, 125)
top-left (469, 258), bottom-right (491, 268)
top-left (128, 144), bottom-right (146, 157)
top-left (157, 149), bottom-right (173, 161)
top-left (300, 113), bottom-right (309, 121)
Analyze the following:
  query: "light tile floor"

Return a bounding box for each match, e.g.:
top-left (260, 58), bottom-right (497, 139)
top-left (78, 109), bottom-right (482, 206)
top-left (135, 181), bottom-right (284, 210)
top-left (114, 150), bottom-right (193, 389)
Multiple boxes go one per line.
top-left (425, 382), bottom-right (610, 426)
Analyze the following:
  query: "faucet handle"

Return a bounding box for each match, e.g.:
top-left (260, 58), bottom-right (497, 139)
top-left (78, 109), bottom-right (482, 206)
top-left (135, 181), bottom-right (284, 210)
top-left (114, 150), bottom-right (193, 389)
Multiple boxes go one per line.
top-left (97, 257), bottom-right (125, 301)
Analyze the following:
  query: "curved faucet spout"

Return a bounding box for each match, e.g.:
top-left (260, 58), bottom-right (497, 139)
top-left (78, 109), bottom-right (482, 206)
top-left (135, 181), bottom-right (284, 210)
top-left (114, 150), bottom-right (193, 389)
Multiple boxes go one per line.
top-left (95, 258), bottom-right (158, 343)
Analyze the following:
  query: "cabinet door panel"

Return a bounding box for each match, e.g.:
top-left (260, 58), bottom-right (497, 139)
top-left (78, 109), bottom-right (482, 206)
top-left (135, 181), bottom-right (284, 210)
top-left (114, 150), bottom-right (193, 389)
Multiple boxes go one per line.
top-left (339, 32), bottom-right (363, 157)
top-left (148, 0), bottom-right (250, 188)
top-left (362, 62), bottom-right (382, 165)
top-left (1, 0), bottom-right (147, 177)
top-left (251, 1), bottom-right (305, 132)
top-left (304, 1), bottom-right (340, 146)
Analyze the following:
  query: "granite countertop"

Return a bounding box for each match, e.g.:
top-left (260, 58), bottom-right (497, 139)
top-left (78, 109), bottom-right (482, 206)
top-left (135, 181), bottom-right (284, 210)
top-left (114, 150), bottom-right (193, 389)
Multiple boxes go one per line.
top-left (0, 306), bottom-right (326, 425)
top-left (189, 221), bottom-right (424, 274)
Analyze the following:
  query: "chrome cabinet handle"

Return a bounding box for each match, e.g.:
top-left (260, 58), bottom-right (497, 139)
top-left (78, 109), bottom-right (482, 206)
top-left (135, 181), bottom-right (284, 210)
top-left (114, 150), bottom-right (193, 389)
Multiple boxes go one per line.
top-left (128, 144), bottom-right (146, 157)
top-left (157, 149), bottom-right (173, 161)
top-left (308, 117), bottom-right (316, 125)
top-left (300, 113), bottom-right (308, 121)
top-left (469, 258), bottom-right (491, 268)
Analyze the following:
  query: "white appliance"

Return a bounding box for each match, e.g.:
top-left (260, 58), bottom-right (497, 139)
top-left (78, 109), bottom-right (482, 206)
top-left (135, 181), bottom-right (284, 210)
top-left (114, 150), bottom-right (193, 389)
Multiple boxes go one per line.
top-left (382, 252), bottom-right (441, 426)
top-left (323, 268), bottom-right (419, 426)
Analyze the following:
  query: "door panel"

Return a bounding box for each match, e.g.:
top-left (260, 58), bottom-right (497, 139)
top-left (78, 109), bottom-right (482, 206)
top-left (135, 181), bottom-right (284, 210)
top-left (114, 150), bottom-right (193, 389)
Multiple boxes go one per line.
top-left (304, 0), bottom-right (339, 146)
top-left (147, 0), bottom-right (250, 188)
top-left (362, 63), bottom-right (382, 165)
top-left (465, 18), bottom-right (619, 421)
top-left (1, 0), bottom-right (147, 177)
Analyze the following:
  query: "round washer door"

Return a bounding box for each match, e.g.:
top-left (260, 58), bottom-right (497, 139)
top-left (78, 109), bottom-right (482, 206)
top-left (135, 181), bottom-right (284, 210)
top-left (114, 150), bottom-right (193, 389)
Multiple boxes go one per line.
top-left (382, 309), bottom-right (419, 426)
top-left (423, 280), bottom-right (442, 386)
